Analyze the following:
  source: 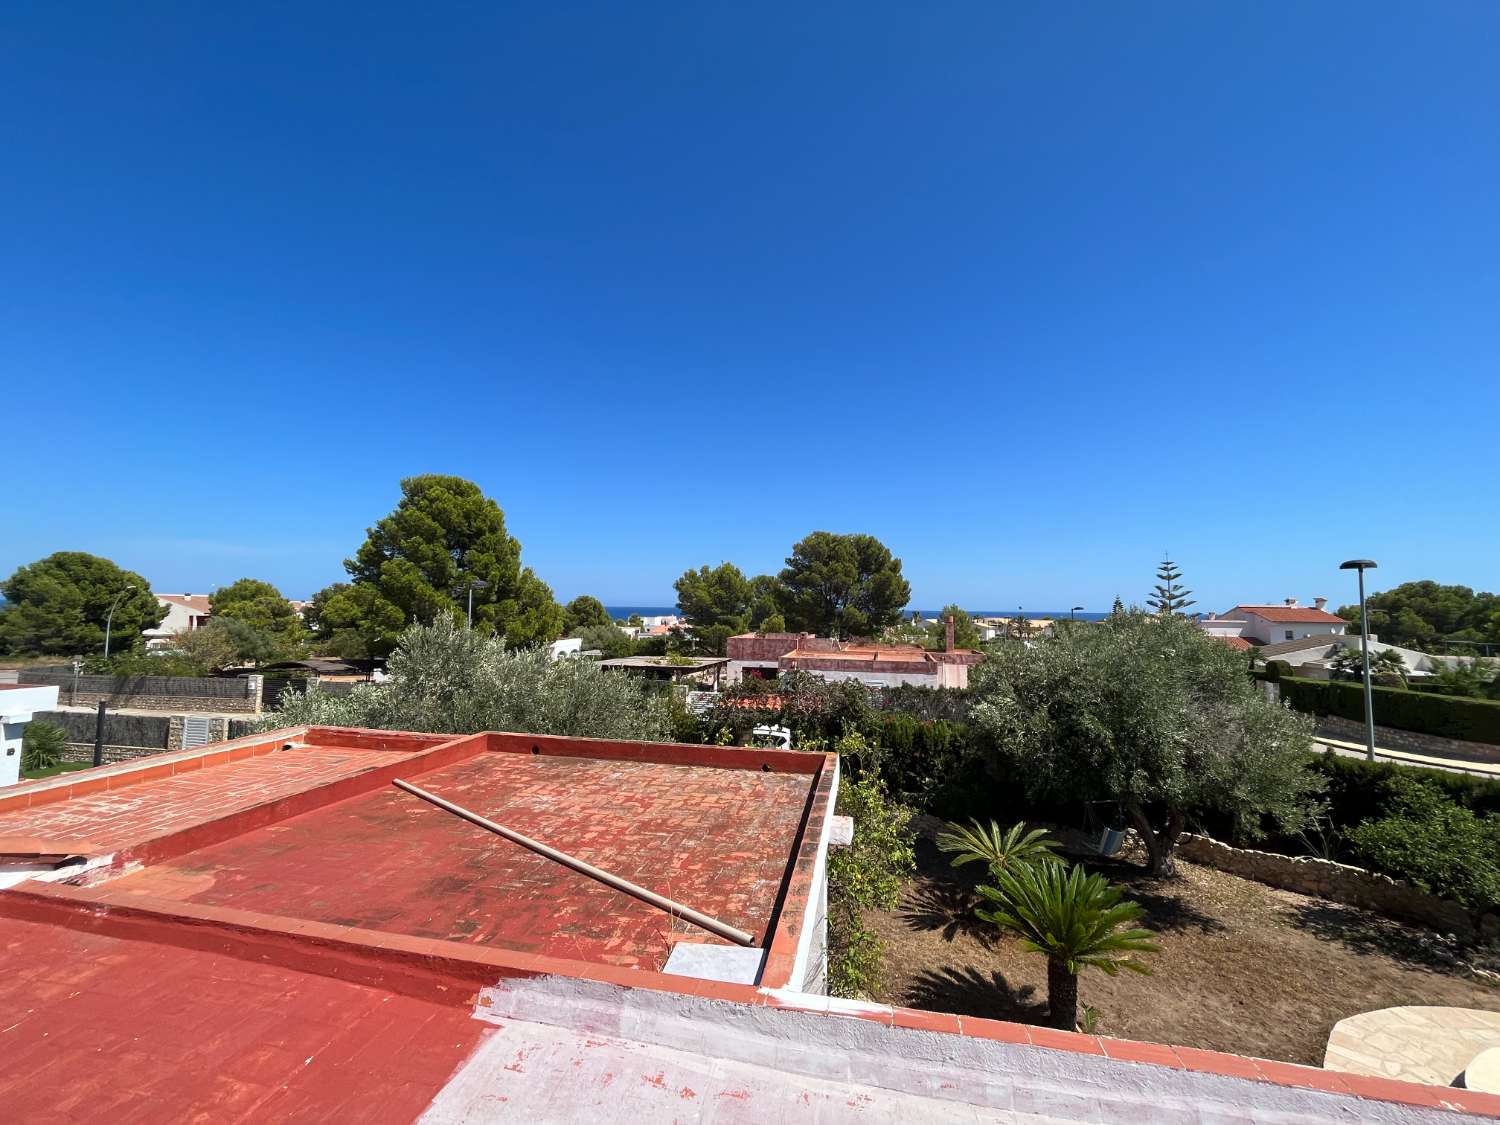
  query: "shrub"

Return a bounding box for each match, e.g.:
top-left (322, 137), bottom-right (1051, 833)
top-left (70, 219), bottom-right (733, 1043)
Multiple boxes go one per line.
top-left (868, 714), bottom-right (980, 808)
top-left (827, 743), bottom-right (916, 998)
top-left (1279, 676), bottom-right (1500, 746)
top-left (21, 721), bottom-right (67, 773)
top-left (1308, 751), bottom-right (1500, 820)
top-left (1345, 775), bottom-right (1500, 915)
top-left (264, 617), bottom-right (671, 741)
top-left (1264, 660), bottom-right (1293, 682)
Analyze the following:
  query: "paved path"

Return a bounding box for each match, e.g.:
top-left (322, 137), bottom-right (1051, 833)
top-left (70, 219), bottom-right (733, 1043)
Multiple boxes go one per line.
top-left (1314, 735), bottom-right (1500, 779)
top-left (1325, 1006), bottom-right (1500, 1088)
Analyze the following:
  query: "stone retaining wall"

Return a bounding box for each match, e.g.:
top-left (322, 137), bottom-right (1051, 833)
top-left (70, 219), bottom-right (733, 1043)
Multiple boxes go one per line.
top-left (1176, 832), bottom-right (1500, 940)
top-left (1315, 714), bottom-right (1500, 765)
top-left (911, 814), bottom-right (1499, 940)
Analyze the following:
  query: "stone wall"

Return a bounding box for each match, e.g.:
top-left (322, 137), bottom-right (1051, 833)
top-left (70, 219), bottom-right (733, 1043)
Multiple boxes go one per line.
top-left (911, 814), bottom-right (1499, 940)
top-left (53, 714), bottom-right (231, 762)
top-left (60, 742), bottom-right (173, 765)
top-left (1315, 714), bottom-right (1500, 765)
top-left (1176, 832), bottom-right (1500, 940)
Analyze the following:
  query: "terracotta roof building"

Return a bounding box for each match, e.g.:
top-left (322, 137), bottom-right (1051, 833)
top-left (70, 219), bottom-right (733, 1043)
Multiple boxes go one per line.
top-left (144, 591), bottom-right (214, 648)
top-left (0, 726), bottom-right (1494, 1121)
top-left (727, 626), bottom-right (984, 690)
top-left (1201, 598), bottom-right (1349, 647)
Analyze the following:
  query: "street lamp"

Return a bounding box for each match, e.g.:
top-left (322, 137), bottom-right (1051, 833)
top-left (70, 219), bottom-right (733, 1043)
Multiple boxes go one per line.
top-left (465, 579), bottom-right (490, 629)
top-left (1070, 605), bottom-right (1084, 621)
top-left (103, 584), bottom-right (137, 659)
top-left (1339, 559), bottom-right (1379, 761)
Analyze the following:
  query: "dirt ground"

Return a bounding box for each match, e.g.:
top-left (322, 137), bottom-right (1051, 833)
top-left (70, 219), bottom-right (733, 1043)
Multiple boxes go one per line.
top-left (867, 838), bottom-right (1499, 1066)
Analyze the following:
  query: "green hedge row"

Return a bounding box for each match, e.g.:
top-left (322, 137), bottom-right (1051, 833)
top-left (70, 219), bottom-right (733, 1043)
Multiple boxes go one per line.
top-left (1308, 750), bottom-right (1500, 821)
top-left (1279, 675), bottom-right (1500, 746)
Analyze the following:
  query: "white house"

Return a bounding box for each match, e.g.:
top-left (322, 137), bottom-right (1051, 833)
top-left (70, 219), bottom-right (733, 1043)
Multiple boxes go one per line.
top-left (144, 593), bottom-right (212, 649)
top-left (1, 683), bottom-right (61, 787)
top-left (547, 637), bottom-right (583, 661)
top-left (1201, 598), bottom-right (1347, 646)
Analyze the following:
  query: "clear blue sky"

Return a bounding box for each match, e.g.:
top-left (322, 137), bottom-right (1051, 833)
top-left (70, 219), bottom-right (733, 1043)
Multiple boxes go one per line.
top-left (4, 3), bottom-right (1498, 611)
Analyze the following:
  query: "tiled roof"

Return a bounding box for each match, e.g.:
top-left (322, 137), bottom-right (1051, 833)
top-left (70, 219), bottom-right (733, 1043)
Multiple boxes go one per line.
top-left (157, 592), bottom-right (212, 614)
top-left (1228, 605), bottom-right (1346, 624)
top-left (1217, 636), bottom-right (1254, 651)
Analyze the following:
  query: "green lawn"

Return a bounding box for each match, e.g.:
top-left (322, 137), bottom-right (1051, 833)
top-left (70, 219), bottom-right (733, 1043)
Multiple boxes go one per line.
top-left (21, 761), bottom-right (94, 780)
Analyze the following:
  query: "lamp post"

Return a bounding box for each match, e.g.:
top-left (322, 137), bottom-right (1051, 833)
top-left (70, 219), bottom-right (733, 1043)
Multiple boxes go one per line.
top-left (465, 579), bottom-right (490, 629)
top-left (103, 584), bottom-right (137, 659)
top-left (1339, 559), bottom-right (1379, 761)
top-left (1070, 605), bottom-right (1084, 621)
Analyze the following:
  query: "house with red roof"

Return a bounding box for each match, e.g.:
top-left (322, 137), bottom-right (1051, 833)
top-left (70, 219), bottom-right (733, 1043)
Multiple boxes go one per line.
top-left (1201, 598), bottom-right (1348, 647)
top-left (728, 618), bottom-right (983, 690)
top-left (143, 592), bottom-right (213, 648)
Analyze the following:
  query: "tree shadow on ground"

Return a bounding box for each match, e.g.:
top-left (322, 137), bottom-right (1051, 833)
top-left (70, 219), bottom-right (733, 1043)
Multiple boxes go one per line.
top-left (906, 965), bottom-right (1049, 1024)
top-left (1289, 900), bottom-right (1480, 973)
top-left (899, 881), bottom-right (1000, 948)
top-left (1123, 887), bottom-right (1228, 935)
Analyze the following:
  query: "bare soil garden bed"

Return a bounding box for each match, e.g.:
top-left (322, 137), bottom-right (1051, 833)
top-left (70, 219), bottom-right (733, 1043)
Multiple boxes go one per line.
top-left (867, 838), bottom-right (1498, 1066)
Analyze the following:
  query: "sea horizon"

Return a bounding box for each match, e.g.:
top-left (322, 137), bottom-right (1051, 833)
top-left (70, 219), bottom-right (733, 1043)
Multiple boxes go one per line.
top-left (605, 606), bottom-right (1110, 622)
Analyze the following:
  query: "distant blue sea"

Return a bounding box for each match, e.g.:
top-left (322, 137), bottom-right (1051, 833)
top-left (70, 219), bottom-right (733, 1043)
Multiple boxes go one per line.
top-left (605, 605), bottom-right (679, 620)
top-left (606, 605), bottom-right (1108, 622)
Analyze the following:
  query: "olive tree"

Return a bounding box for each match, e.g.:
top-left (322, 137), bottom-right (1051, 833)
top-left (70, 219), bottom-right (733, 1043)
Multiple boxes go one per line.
top-left (970, 610), bottom-right (1321, 875)
top-left (265, 617), bottom-right (670, 741)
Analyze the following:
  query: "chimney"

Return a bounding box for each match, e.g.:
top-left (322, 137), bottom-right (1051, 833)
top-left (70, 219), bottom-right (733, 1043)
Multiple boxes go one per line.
top-left (1314, 597), bottom-right (1327, 611)
top-left (1284, 597), bottom-right (1298, 606)
top-left (944, 614), bottom-right (956, 653)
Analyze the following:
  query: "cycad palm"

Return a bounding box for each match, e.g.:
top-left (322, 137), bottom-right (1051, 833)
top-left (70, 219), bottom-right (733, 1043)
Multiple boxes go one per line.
top-left (935, 819), bottom-right (1062, 876)
top-left (977, 863), bottom-right (1158, 1030)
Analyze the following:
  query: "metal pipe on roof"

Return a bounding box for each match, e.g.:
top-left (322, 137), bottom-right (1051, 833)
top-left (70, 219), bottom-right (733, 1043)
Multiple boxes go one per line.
top-left (391, 778), bottom-right (756, 948)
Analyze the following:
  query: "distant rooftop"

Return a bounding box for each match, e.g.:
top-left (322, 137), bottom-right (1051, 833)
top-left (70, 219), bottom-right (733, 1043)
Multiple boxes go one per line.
top-left (1226, 604), bottom-right (1346, 624)
top-left (156, 592), bottom-right (212, 614)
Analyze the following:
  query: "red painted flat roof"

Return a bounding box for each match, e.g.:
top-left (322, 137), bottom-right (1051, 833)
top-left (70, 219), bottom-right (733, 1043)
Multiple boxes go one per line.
top-left (103, 749), bottom-right (813, 969)
top-left (0, 912), bottom-right (487, 1122)
top-left (3, 726), bottom-right (1494, 1123)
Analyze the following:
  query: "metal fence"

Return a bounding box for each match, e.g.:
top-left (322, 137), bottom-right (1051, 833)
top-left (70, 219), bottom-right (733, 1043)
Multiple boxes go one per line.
top-left (34, 710), bottom-right (171, 749)
top-left (19, 670), bottom-right (253, 699)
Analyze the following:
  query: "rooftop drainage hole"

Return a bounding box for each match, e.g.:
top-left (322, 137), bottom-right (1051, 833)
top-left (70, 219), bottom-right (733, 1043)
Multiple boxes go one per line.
top-left (531, 745), bottom-right (541, 755)
top-left (761, 763), bottom-right (771, 772)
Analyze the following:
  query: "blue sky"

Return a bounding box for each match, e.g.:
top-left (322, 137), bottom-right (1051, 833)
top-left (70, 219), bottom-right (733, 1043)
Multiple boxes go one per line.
top-left (4, 3), bottom-right (1497, 611)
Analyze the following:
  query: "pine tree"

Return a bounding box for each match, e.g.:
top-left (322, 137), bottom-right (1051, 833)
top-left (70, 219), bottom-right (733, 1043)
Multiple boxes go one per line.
top-left (1147, 558), bottom-right (1196, 616)
top-left (1111, 596), bottom-right (1125, 618)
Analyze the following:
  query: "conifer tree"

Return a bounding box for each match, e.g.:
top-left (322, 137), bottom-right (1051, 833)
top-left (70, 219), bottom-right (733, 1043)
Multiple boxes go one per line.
top-left (1147, 558), bottom-right (1196, 616)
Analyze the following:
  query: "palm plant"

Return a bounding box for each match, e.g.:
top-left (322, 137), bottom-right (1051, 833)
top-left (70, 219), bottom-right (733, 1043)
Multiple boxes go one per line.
top-left (935, 819), bottom-right (1062, 876)
top-left (977, 862), bottom-right (1158, 1030)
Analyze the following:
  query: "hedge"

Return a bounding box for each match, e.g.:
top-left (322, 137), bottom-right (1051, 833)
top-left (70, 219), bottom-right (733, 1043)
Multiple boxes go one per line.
top-left (1307, 750), bottom-right (1500, 822)
top-left (1278, 675), bottom-right (1500, 746)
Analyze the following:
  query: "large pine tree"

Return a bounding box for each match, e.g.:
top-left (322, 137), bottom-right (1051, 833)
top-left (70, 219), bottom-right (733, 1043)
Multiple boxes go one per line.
top-left (1147, 558), bottom-right (1196, 616)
